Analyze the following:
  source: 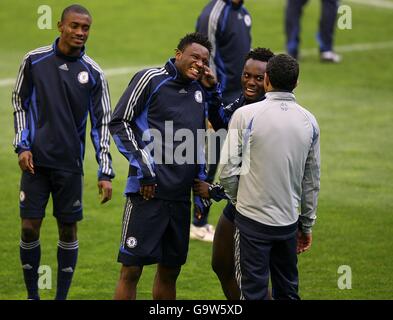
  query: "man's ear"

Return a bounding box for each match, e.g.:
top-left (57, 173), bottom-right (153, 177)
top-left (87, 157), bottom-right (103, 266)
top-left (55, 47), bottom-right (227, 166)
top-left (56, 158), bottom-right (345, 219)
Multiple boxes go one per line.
top-left (263, 72), bottom-right (270, 91)
top-left (57, 21), bottom-right (63, 33)
top-left (175, 49), bottom-right (182, 62)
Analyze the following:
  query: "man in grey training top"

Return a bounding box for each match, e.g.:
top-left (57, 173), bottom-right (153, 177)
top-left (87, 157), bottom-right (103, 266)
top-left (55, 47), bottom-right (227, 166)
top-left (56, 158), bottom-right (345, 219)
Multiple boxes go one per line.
top-left (219, 54), bottom-right (320, 300)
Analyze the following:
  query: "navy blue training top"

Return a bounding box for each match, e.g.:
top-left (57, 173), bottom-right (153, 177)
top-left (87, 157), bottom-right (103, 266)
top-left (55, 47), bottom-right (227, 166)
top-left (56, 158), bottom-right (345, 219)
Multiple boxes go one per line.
top-left (196, 0), bottom-right (252, 104)
top-left (12, 38), bottom-right (114, 179)
top-left (110, 59), bottom-right (215, 201)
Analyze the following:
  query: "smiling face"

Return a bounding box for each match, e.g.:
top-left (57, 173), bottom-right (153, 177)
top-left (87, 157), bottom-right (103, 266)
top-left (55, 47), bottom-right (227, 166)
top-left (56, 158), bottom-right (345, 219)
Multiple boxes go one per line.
top-left (57, 11), bottom-right (92, 55)
top-left (241, 58), bottom-right (267, 102)
top-left (175, 42), bottom-right (210, 81)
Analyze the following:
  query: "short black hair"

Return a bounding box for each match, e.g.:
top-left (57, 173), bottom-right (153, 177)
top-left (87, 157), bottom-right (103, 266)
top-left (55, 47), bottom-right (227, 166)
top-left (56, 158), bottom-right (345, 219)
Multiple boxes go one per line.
top-left (61, 4), bottom-right (91, 21)
top-left (245, 47), bottom-right (275, 63)
top-left (177, 32), bottom-right (212, 54)
top-left (266, 54), bottom-right (299, 91)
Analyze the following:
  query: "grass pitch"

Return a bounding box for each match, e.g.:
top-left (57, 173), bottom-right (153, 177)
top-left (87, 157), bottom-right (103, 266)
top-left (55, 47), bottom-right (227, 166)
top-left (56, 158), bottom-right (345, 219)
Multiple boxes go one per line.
top-left (0, 0), bottom-right (392, 299)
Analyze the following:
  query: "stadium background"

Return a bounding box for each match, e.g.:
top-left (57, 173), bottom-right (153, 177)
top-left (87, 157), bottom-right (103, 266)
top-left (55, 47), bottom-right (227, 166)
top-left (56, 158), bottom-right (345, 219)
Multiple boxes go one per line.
top-left (0, 0), bottom-right (392, 299)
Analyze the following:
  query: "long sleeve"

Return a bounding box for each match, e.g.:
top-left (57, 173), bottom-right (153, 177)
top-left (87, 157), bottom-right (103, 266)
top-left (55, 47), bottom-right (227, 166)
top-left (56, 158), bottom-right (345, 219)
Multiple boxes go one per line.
top-left (299, 120), bottom-right (321, 233)
top-left (109, 70), bottom-right (157, 185)
top-left (89, 70), bottom-right (115, 180)
top-left (218, 110), bottom-right (246, 204)
top-left (208, 92), bottom-right (246, 131)
top-left (205, 84), bottom-right (229, 131)
top-left (194, 94), bottom-right (212, 210)
top-left (12, 55), bottom-right (33, 154)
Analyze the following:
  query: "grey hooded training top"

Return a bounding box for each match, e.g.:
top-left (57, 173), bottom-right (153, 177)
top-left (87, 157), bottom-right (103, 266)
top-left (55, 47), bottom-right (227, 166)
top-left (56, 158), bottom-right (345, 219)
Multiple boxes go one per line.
top-left (219, 91), bottom-right (320, 233)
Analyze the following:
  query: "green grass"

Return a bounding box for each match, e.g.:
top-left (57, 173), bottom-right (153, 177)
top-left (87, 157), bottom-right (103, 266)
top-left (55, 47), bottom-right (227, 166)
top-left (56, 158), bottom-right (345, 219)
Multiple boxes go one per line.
top-left (1, 0), bottom-right (393, 300)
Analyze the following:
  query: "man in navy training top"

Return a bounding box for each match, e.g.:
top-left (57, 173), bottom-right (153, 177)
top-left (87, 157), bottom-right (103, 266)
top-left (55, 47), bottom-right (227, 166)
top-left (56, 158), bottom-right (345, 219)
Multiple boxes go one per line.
top-left (193, 48), bottom-right (275, 299)
top-left (12, 4), bottom-right (114, 300)
top-left (193, 0), bottom-right (252, 240)
top-left (285, 0), bottom-right (341, 62)
top-left (110, 32), bottom-right (216, 300)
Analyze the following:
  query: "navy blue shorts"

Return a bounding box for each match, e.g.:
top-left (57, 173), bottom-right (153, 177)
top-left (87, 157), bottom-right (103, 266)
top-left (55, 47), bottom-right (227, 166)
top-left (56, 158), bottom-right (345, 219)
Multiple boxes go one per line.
top-left (222, 201), bottom-right (236, 222)
top-left (118, 195), bottom-right (191, 267)
top-left (19, 167), bottom-right (83, 223)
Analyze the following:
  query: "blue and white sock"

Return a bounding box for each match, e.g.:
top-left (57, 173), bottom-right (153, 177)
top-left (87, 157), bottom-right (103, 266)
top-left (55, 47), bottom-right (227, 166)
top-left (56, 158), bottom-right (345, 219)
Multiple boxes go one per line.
top-left (20, 239), bottom-right (41, 300)
top-left (55, 240), bottom-right (79, 300)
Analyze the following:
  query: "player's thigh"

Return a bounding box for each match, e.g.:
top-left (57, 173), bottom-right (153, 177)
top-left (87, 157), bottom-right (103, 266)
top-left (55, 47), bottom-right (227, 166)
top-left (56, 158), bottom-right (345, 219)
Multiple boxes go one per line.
top-left (118, 195), bottom-right (169, 266)
top-left (270, 237), bottom-right (299, 300)
top-left (19, 168), bottom-right (51, 219)
top-left (50, 170), bottom-right (83, 223)
top-left (212, 213), bottom-right (235, 272)
top-left (235, 228), bottom-right (272, 300)
top-left (161, 201), bottom-right (191, 267)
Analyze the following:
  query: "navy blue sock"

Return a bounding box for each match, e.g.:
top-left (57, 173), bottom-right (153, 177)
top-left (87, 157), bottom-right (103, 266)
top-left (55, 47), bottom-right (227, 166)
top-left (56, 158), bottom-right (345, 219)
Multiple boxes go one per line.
top-left (55, 240), bottom-right (78, 300)
top-left (20, 240), bottom-right (41, 300)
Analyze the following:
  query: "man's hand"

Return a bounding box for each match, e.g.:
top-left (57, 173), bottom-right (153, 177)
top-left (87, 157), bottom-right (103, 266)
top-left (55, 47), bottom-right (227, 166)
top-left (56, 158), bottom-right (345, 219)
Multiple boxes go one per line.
top-left (139, 184), bottom-right (156, 200)
top-left (200, 65), bottom-right (217, 89)
top-left (18, 151), bottom-right (34, 174)
top-left (297, 230), bottom-right (312, 254)
top-left (98, 180), bottom-right (112, 204)
top-left (193, 179), bottom-right (210, 198)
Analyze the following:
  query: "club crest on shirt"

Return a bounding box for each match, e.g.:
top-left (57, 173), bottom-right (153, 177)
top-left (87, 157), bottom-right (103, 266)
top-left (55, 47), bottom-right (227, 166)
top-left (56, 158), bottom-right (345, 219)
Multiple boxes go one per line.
top-left (280, 103), bottom-right (288, 111)
top-left (78, 71), bottom-right (89, 84)
top-left (194, 90), bottom-right (203, 103)
top-left (244, 14), bottom-right (252, 27)
top-left (126, 237), bottom-right (137, 249)
top-left (20, 191), bottom-right (25, 202)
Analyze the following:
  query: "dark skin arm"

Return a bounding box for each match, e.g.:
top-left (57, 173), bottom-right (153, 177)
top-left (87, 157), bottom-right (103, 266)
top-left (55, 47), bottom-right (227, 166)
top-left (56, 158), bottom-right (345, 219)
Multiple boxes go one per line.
top-left (98, 180), bottom-right (112, 204)
top-left (139, 184), bottom-right (156, 200)
top-left (199, 65), bottom-right (217, 89)
top-left (193, 179), bottom-right (210, 198)
top-left (18, 151), bottom-right (34, 174)
top-left (297, 230), bottom-right (312, 254)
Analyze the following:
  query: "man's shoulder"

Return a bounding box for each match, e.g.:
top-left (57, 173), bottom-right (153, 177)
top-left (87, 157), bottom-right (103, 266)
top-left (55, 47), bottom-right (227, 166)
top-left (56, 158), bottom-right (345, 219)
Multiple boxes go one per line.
top-left (127, 66), bottom-right (170, 92)
top-left (238, 100), bottom-right (265, 114)
top-left (296, 103), bottom-right (319, 127)
top-left (81, 55), bottom-right (105, 75)
top-left (135, 66), bottom-right (168, 78)
top-left (133, 67), bottom-right (169, 83)
top-left (23, 44), bottom-right (53, 62)
top-left (230, 100), bottom-right (261, 123)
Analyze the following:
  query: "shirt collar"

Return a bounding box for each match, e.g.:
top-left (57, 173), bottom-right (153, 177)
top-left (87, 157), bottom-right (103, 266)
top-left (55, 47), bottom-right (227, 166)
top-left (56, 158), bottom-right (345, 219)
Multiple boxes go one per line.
top-left (222, 0), bottom-right (244, 9)
top-left (243, 93), bottom-right (266, 105)
top-left (165, 58), bottom-right (178, 78)
top-left (53, 37), bottom-right (85, 61)
top-left (265, 91), bottom-right (296, 101)
top-left (165, 58), bottom-right (198, 84)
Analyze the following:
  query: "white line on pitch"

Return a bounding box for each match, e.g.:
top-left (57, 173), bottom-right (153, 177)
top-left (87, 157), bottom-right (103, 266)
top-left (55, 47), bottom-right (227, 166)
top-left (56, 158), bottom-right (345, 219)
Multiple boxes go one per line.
top-left (1, 40), bottom-right (393, 87)
top-left (345, 0), bottom-right (393, 9)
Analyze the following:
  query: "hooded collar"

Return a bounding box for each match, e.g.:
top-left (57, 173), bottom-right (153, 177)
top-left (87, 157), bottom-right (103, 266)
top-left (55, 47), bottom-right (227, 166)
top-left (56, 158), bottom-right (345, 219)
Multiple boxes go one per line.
top-left (222, 0), bottom-right (244, 9)
top-left (165, 58), bottom-right (199, 84)
top-left (53, 37), bottom-right (85, 61)
top-left (165, 58), bottom-right (179, 78)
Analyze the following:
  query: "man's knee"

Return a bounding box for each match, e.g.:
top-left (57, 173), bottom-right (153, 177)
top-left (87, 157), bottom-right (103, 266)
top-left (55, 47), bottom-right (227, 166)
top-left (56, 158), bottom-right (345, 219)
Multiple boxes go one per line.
top-left (21, 219), bottom-right (42, 242)
top-left (119, 266), bottom-right (143, 283)
top-left (21, 226), bottom-right (40, 242)
top-left (157, 265), bottom-right (181, 282)
top-left (58, 222), bottom-right (77, 242)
